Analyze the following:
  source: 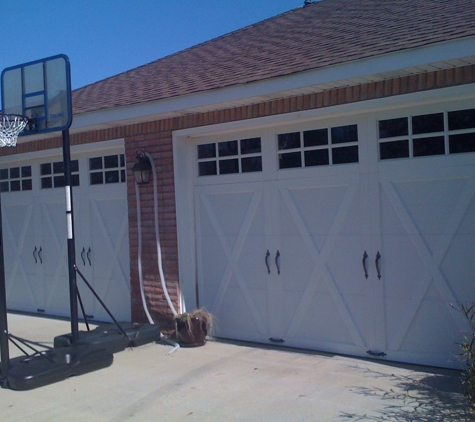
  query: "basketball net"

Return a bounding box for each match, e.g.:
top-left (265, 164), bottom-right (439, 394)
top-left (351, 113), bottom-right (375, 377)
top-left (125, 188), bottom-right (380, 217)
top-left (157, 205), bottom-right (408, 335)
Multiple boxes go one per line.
top-left (0, 114), bottom-right (28, 147)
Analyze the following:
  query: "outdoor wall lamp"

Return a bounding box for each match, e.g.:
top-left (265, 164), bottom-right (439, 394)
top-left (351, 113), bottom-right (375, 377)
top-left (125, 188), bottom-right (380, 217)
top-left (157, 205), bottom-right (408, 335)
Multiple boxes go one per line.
top-left (132, 152), bottom-right (152, 185)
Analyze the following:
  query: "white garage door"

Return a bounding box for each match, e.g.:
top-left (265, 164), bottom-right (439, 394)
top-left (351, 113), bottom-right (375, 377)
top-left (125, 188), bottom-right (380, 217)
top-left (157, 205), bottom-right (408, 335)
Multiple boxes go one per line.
top-left (193, 103), bottom-right (475, 368)
top-left (2, 141), bottom-right (131, 322)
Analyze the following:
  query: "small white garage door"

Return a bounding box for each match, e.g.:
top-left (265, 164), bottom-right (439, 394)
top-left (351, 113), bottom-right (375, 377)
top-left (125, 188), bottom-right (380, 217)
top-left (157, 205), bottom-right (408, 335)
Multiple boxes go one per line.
top-left (192, 103), bottom-right (475, 368)
top-left (2, 141), bottom-right (131, 323)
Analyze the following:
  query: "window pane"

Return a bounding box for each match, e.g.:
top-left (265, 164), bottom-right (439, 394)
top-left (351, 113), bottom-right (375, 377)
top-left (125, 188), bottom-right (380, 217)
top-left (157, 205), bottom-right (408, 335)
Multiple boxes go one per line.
top-left (279, 152), bottom-right (301, 169)
top-left (413, 136), bottom-right (445, 157)
top-left (89, 157), bottom-right (103, 170)
top-left (198, 143), bottom-right (216, 159)
top-left (198, 161), bottom-right (217, 176)
top-left (449, 133), bottom-right (475, 154)
top-left (71, 160), bottom-right (79, 173)
top-left (120, 154), bottom-right (125, 167)
top-left (218, 140), bottom-right (238, 157)
top-left (104, 155), bottom-right (119, 169)
top-left (304, 129), bottom-right (328, 147)
top-left (331, 125), bottom-right (358, 144)
top-left (278, 132), bottom-right (300, 150)
top-left (241, 156), bottom-right (262, 173)
top-left (53, 161), bottom-right (64, 174)
top-left (22, 179), bottom-right (32, 191)
top-left (121, 169), bottom-right (126, 182)
top-left (90, 172), bottom-right (104, 185)
top-left (40, 163), bottom-right (51, 175)
top-left (412, 113), bottom-right (444, 134)
top-left (54, 175), bottom-right (65, 187)
top-left (332, 146), bottom-right (358, 164)
top-left (21, 166), bottom-right (32, 178)
top-left (304, 149), bottom-right (329, 167)
top-left (448, 108), bottom-right (475, 130)
top-left (219, 159), bottom-right (239, 174)
top-left (0, 169), bottom-right (8, 180)
top-left (380, 140), bottom-right (409, 160)
top-left (379, 118), bottom-right (408, 139)
top-left (10, 167), bottom-right (20, 178)
top-left (41, 178), bottom-right (53, 189)
top-left (0, 181), bottom-right (9, 192)
top-left (105, 170), bottom-right (119, 183)
top-left (240, 137), bottom-right (261, 154)
top-left (72, 174), bottom-right (80, 186)
top-left (10, 180), bottom-right (21, 191)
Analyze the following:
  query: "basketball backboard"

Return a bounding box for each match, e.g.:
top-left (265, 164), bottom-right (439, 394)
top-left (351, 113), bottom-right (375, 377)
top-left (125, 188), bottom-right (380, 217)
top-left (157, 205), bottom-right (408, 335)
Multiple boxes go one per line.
top-left (1, 54), bottom-right (72, 136)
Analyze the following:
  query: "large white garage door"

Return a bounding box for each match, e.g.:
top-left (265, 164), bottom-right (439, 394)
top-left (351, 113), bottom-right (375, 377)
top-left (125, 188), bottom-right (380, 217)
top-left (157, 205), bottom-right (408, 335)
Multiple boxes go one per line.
top-left (192, 101), bottom-right (475, 368)
top-left (2, 141), bottom-right (131, 322)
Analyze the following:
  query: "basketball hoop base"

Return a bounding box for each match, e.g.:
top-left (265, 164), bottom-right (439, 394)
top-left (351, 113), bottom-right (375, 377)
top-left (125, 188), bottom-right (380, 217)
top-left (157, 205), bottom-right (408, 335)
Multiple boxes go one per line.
top-left (4, 346), bottom-right (113, 391)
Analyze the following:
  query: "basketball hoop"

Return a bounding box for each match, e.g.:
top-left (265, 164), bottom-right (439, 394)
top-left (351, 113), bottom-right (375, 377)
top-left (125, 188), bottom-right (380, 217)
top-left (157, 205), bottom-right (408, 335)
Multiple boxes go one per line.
top-left (0, 114), bottom-right (29, 147)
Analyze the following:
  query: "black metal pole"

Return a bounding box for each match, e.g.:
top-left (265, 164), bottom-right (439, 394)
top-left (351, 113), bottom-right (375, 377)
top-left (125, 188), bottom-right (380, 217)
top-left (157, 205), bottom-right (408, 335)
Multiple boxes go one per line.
top-left (62, 129), bottom-right (79, 342)
top-left (0, 191), bottom-right (10, 377)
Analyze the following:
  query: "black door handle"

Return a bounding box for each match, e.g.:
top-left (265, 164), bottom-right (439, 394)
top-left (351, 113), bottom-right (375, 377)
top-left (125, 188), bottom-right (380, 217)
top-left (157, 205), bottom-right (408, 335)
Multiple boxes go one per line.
top-left (38, 246), bottom-right (42, 264)
top-left (275, 250), bottom-right (281, 275)
top-left (81, 247), bottom-right (86, 266)
top-left (33, 246), bottom-right (37, 264)
top-left (265, 250), bottom-right (270, 274)
top-left (362, 251), bottom-right (368, 279)
top-left (87, 247), bottom-right (92, 266)
top-left (375, 251), bottom-right (382, 280)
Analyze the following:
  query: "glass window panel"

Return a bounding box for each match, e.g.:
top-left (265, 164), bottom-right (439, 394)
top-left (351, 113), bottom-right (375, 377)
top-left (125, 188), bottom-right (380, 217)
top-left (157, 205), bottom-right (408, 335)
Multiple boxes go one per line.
top-left (21, 166), bottom-right (32, 178)
top-left (304, 129), bottom-right (328, 147)
top-left (10, 180), bottom-right (21, 191)
top-left (219, 159), bottom-right (239, 174)
top-left (218, 140), bottom-right (238, 157)
top-left (121, 169), bottom-right (126, 183)
top-left (71, 159), bottom-right (79, 173)
top-left (90, 172), bottom-right (104, 185)
top-left (0, 181), bottom-right (9, 192)
top-left (279, 152), bottom-right (302, 169)
top-left (0, 169), bottom-right (8, 180)
top-left (72, 174), bottom-right (80, 186)
top-left (54, 175), bottom-right (65, 187)
top-left (332, 146), bottom-right (359, 164)
top-left (53, 161), bottom-right (64, 174)
top-left (413, 136), bottom-right (445, 157)
top-left (240, 137), bottom-right (261, 154)
top-left (449, 133), bottom-right (475, 154)
top-left (120, 154), bottom-right (125, 167)
top-left (89, 157), bottom-right (103, 170)
top-left (22, 179), bottom-right (32, 191)
top-left (380, 140), bottom-right (409, 160)
top-left (278, 132), bottom-right (300, 150)
top-left (412, 113), bottom-right (444, 134)
top-left (379, 118), bottom-right (408, 139)
top-left (10, 167), bottom-right (20, 179)
top-left (198, 161), bottom-right (217, 176)
top-left (40, 163), bottom-right (51, 175)
top-left (331, 125), bottom-right (358, 144)
top-left (304, 149), bottom-right (329, 167)
top-left (448, 108), bottom-right (475, 131)
top-left (198, 143), bottom-right (216, 159)
top-left (41, 178), bottom-right (53, 189)
top-left (105, 170), bottom-right (119, 183)
top-left (241, 156), bottom-right (262, 173)
top-left (104, 155), bottom-right (119, 169)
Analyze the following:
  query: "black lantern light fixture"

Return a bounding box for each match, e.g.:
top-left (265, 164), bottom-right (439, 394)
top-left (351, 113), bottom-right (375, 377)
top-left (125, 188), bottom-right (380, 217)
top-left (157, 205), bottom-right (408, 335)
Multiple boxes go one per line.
top-left (132, 152), bottom-right (152, 185)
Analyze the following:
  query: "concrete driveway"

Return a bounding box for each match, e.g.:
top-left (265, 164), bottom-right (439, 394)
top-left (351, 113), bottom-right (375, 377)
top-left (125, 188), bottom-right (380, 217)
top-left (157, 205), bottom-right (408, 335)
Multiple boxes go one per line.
top-left (0, 313), bottom-right (472, 421)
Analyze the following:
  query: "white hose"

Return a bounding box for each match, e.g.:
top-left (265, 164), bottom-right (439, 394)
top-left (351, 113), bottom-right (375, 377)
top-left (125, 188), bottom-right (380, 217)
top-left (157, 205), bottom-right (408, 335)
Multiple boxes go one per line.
top-left (135, 152), bottom-right (179, 354)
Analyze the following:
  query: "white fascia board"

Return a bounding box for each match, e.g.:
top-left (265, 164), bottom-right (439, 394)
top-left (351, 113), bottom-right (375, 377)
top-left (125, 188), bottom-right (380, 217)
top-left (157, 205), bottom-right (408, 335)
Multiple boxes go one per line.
top-left (73, 36), bottom-right (475, 131)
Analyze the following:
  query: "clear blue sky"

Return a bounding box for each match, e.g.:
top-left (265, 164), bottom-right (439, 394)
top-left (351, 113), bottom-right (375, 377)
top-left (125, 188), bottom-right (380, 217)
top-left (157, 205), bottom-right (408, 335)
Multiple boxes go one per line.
top-left (1, 0), bottom-right (302, 90)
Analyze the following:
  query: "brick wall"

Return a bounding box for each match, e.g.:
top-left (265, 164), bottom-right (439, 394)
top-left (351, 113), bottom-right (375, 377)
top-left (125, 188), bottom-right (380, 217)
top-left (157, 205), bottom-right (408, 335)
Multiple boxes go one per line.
top-left (2, 64), bottom-right (474, 333)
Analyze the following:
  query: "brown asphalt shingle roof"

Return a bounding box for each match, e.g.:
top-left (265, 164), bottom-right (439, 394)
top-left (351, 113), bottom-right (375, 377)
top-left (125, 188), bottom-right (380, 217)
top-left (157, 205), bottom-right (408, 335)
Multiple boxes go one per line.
top-left (72, 0), bottom-right (475, 115)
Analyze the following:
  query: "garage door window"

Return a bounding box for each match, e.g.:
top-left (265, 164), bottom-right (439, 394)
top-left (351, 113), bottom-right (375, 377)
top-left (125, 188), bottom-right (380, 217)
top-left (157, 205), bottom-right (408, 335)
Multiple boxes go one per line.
top-left (278, 124), bottom-right (358, 169)
top-left (40, 160), bottom-right (79, 189)
top-left (0, 166), bottom-right (32, 192)
top-left (379, 108), bottom-right (475, 160)
top-left (197, 137), bottom-right (262, 176)
top-left (89, 154), bottom-right (126, 185)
